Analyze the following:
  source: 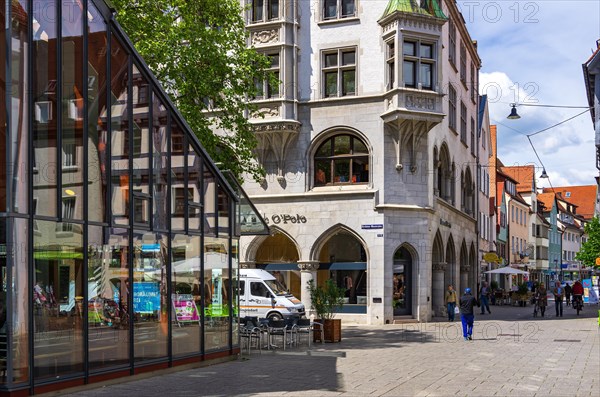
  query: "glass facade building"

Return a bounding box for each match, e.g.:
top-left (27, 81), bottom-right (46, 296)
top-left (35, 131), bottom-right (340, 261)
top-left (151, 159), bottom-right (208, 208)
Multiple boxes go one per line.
top-left (0, 1), bottom-right (244, 394)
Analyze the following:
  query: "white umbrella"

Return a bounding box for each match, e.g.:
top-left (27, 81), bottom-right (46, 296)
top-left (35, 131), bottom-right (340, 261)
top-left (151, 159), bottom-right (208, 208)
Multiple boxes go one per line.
top-left (484, 267), bottom-right (529, 275)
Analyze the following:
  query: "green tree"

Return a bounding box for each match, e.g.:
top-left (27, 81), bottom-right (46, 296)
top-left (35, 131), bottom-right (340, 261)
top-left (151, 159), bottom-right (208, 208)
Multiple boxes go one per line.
top-left (576, 216), bottom-right (600, 269)
top-left (112, 0), bottom-right (271, 181)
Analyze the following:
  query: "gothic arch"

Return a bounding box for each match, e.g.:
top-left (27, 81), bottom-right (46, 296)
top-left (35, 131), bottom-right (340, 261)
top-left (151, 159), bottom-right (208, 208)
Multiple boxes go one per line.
top-left (432, 230), bottom-right (444, 265)
top-left (469, 242), bottom-right (477, 289)
top-left (244, 225), bottom-right (301, 263)
top-left (310, 224), bottom-right (369, 263)
top-left (445, 234), bottom-right (457, 289)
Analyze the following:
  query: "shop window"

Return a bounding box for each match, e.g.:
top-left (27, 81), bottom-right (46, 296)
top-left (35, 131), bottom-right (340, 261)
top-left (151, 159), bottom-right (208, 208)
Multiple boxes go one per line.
top-left (205, 237), bottom-right (231, 351)
top-left (322, 48), bottom-right (356, 97)
top-left (314, 134), bottom-right (369, 186)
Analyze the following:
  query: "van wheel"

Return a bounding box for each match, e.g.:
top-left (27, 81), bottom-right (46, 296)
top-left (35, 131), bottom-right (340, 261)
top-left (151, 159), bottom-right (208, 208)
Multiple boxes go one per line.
top-left (267, 313), bottom-right (283, 321)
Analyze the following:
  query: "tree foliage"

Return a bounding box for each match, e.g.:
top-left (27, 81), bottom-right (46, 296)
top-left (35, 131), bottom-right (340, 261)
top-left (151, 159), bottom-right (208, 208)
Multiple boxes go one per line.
top-left (112, 0), bottom-right (269, 181)
top-left (307, 279), bottom-right (346, 320)
top-left (576, 216), bottom-right (600, 269)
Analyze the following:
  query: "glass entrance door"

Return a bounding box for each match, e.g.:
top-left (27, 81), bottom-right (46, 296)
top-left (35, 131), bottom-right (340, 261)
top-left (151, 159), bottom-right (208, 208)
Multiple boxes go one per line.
top-left (393, 247), bottom-right (412, 316)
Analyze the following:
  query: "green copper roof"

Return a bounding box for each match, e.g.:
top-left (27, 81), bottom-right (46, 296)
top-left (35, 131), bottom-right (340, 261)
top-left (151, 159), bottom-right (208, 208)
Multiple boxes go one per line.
top-left (382, 0), bottom-right (448, 20)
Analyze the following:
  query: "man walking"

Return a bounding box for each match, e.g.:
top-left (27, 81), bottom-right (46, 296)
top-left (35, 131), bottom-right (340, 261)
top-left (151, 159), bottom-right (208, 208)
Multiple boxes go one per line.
top-left (564, 283), bottom-right (572, 306)
top-left (552, 281), bottom-right (564, 317)
top-left (445, 285), bottom-right (458, 322)
top-left (479, 281), bottom-right (491, 315)
top-left (459, 288), bottom-right (478, 341)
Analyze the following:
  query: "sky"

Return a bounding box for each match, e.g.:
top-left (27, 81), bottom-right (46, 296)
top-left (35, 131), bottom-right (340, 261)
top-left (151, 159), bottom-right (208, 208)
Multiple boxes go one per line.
top-left (462, 0), bottom-right (600, 188)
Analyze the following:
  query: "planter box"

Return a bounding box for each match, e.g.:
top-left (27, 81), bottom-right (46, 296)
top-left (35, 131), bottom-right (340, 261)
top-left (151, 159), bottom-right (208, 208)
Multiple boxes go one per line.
top-left (314, 319), bottom-right (342, 343)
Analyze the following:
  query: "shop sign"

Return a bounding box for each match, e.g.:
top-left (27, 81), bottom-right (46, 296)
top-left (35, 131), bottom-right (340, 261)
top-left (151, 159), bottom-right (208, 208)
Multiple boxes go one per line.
top-left (172, 294), bottom-right (200, 323)
top-left (263, 214), bottom-right (307, 225)
top-left (483, 252), bottom-right (500, 263)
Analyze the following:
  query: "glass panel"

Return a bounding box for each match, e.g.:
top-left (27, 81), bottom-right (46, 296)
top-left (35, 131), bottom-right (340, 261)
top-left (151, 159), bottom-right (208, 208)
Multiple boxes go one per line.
top-left (342, 0), bottom-right (355, 16)
top-left (420, 63), bottom-right (432, 89)
top-left (217, 186), bottom-right (230, 236)
top-left (88, 3), bottom-right (108, 223)
top-left (334, 159), bottom-right (351, 183)
top-left (88, 226), bottom-right (130, 370)
top-left (171, 121), bottom-right (186, 231)
top-left (252, 0), bottom-right (264, 21)
top-left (353, 138), bottom-right (367, 154)
top-left (33, 0), bottom-right (58, 217)
top-left (324, 53), bottom-right (337, 68)
top-left (268, 0), bottom-right (279, 20)
top-left (324, 0), bottom-right (337, 19)
top-left (315, 161), bottom-right (331, 185)
top-left (61, 0), bottom-right (84, 220)
top-left (7, 218), bottom-right (30, 383)
top-left (403, 61), bottom-right (415, 87)
top-left (342, 70), bottom-right (355, 95)
top-left (231, 239), bottom-right (239, 346)
top-left (171, 234), bottom-right (202, 357)
top-left (333, 135), bottom-right (350, 155)
top-left (204, 237), bottom-right (230, 351)
top-left (132, 65), bottom-right (150, 226)
top-left (152, 93), bottom-right (168, 230)
top-left (325, 71), bottom-right (337, 97)
top-left (188, 146), bottom-right (202, 231)
top-left (204, 165), bottom-right (217, 236)
top-left (316, 139), bottom-right (331, 157)
top-left (352, 157), bottom-right (369, 183)
top-left (9, 0), bottom-right (29, 214)
top-left (403, 41), bottom-right (415, 56)
top-left (110, 35), bottom-right (130, 226)
top-left (0, 1), bottom-right (5, 212)
top-left (133, 232), bottom-right (168, 361)
top-left (341, 51), bottom-right (355, 66)
top-left (420, 44), bottom-right (433, 59)
top-left (34, 220), bottom-right (84, 380)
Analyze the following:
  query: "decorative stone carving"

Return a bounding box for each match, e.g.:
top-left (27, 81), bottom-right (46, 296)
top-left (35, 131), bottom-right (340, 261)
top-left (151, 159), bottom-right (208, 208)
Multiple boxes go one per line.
top-left (406, 94), bottom-right (436, 111)
top-left (298, 262), bottom-right (320, 272)
top-left (432, 262), bottom-right (447, 272)
top-left (257, 106), bottom-right (280, 118)
top-left (251, 29), bottom-right (279, 46)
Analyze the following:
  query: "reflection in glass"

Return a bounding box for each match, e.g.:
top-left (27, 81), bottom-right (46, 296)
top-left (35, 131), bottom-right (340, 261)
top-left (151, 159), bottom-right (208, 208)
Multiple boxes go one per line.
top-left (204, 165), bottom-right (216, 236)
top-left (32, 0), bottom-right (58, 217)
top-left (9, 0), bottom-right (29, 214)
top-left (110, 35), bottom-right (129, 226)
top-left (133, 232), bottom-right (168, 361)
top-left (88, 4), bottom-right (108, 223)
top-left (152, 93), bottom-right (169, 230)
top-left (188, 146), bottom-right (202, 231)
top-left (171, 122), bottom-right (186, 231)
top-left (8, 218), bottom-right (30, 383)
top-left (132, 65), bottom-right (151, 226)
top-left (0, 1), bottom-right (6, 211)
top-left (88, 226), bottom-right (130, 371)
top-left (204, 237), bottom-right (230, 351)
top-left (231, 239), bottom-right (239, 346)
top-left (61, 0), bottom-right (84, 220)
top-left (217, 186), bottom-right (229, 236)
top-left (171, 234), bottom-right (202, 356)
top-left (34, 220), bottom-right (84, 380)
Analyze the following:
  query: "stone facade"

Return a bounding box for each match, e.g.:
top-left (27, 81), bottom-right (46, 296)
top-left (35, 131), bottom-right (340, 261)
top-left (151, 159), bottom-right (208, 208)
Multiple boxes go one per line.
top-left (237, 0), bottom-right (488, 324)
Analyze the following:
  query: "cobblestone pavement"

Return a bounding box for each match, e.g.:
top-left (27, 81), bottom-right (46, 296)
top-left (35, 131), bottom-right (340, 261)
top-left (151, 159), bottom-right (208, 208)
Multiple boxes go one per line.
top-left (58, 304), bottom-right (600, 397)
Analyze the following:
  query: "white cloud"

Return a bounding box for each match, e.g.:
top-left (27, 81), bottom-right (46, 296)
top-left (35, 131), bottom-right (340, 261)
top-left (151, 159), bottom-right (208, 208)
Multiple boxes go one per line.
top-left (468, 0), bottom-right (600, 186)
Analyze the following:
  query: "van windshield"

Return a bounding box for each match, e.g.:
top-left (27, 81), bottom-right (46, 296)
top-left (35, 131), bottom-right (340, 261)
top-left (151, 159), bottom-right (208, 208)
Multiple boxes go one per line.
top-left (264, 279), bottom-right (288, 296)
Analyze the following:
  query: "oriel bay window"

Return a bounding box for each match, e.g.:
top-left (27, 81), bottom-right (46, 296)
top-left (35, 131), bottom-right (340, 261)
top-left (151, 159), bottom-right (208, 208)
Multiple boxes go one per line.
top-left (323, 48), bottom-right (356, 97)
top-left (314, 134), bottom-right (369, 186)
top-left (323, 0), bottom-right (356, 20)
top-left (386, 40), bottom-right (395, 90)
top-left (402, 40), bottom-right (435, 90)
top-left (254, 53), bottom-right (280, 99)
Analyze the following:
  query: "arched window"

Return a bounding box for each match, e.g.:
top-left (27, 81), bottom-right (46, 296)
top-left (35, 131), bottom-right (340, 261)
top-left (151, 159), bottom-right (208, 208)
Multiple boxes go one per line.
top-left (314, 134), bottom-right (369, 186)
top-left (435, 144), bottom-right (451, 202)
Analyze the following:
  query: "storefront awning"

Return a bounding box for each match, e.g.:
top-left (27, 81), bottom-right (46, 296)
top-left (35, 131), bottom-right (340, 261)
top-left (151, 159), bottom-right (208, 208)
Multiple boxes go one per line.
top-left (263, 263), bottom-right (298, 271)
top-left (323, 262), bottom-right (367, 271)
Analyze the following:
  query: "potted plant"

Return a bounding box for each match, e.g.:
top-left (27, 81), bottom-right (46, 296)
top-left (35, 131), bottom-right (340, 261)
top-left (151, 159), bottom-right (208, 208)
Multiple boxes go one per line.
top-left (517, 282), bottom-right (530, 306)
top-left (307, 279), bottom-right (345, 343)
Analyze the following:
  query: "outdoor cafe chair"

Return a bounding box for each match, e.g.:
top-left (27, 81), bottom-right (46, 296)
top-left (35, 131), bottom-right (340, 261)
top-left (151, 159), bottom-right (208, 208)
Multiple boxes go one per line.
top-left (239, 317), bottom-right (262, 354)
top-left (267, 318), bottom-right (288, 350)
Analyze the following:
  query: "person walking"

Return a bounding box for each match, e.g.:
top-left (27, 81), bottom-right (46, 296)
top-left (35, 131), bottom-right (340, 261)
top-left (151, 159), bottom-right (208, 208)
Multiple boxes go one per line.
top-left (479, 281), bottom-right (491, 315)
top-left (444, 285), bottom-right (458, 322)
top-left (535, 283), bottom-right (548, 317)
top-left (564, 283), bottom-right (572, 306)
top-left (459, 288), bottom-right (478, 341)
top-left (552, 281), bottom-right (564, 317)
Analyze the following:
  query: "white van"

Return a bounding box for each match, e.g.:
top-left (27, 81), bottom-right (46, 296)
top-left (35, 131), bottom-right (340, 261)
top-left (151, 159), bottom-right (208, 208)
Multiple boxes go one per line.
top-left (239, 269), bottom-right (305, 320)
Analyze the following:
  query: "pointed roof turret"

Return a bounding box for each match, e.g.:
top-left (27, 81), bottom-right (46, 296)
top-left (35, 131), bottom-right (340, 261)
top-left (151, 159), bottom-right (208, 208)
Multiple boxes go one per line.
top-left (381, 0), bottom-right (447, 20)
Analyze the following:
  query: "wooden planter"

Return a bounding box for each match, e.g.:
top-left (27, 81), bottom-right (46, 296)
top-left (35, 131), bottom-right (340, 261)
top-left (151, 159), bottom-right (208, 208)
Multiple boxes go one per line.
top-left (314, 319), bottom-right (342, 343)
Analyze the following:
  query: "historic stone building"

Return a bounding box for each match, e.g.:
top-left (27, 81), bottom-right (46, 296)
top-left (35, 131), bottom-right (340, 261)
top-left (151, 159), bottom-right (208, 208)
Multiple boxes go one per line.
top-left (239, 0), bottom-right (490, 323)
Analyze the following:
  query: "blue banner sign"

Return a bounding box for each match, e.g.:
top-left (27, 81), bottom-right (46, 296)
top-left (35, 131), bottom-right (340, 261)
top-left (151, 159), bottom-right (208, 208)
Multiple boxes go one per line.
top-left (133, 282), bottom-right (161, 313)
